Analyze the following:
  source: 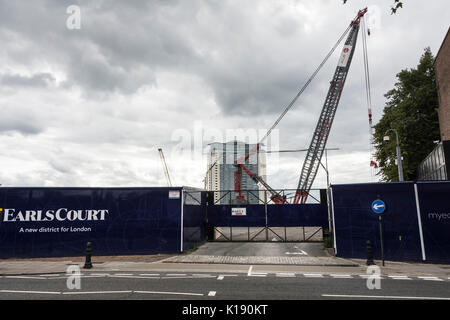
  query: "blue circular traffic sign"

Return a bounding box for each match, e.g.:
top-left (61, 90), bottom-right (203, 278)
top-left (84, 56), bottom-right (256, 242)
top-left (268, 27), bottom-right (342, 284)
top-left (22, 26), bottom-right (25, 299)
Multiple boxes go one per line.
top-left (371, 199), bottom-right (386, 214)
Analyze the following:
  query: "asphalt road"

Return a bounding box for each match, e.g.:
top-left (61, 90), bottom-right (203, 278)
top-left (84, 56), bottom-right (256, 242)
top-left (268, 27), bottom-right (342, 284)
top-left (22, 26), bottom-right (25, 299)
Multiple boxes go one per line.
top-left (193, 242), bottom-right (327, 257)
top-left (1, 271), bottom-right (449, 300)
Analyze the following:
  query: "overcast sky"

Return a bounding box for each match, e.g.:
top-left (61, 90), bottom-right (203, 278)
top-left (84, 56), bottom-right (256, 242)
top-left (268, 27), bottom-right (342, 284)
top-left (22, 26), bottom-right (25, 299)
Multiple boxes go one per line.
top-left (0, 0), bottom-right (449, 190)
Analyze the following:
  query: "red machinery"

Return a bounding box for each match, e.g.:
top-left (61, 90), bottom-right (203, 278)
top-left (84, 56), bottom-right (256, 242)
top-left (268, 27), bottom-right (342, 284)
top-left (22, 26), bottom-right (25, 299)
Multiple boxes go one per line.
top-left (233, 144), bottom-right (287, 204)
top-left (233, 8), bottom-right (369, 205)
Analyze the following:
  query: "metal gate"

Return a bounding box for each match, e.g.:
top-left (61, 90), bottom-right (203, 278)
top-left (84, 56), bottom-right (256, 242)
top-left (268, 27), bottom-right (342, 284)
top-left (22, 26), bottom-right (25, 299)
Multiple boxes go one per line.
top-left (212, 226), bottom-right (324, 242)
top-left (205, 189), bottom-right (329, 243)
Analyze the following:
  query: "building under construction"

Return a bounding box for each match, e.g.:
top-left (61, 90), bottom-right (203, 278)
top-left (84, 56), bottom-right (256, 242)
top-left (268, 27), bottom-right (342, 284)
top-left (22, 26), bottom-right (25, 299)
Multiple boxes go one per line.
top-left (205, 141), bottom-right (266, 204)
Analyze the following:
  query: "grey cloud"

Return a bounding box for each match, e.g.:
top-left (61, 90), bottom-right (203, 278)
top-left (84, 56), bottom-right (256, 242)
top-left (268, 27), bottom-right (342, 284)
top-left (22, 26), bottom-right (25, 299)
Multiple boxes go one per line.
top-left (0, 0), bottom-right (315, 111)
top-left (0, 72), bottom-right (55, 88)
top-left (0, 104), bottom-right (45, 135)
top-left (0, 116), bottom-right (43, 135)
top-left (0, 0), bottom-right (449, 188)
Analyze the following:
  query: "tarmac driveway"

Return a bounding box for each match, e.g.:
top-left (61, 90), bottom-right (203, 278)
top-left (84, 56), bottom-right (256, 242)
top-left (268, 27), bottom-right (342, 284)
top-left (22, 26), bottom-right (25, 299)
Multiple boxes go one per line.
top-left (193, 242), bottom-right (328, 257)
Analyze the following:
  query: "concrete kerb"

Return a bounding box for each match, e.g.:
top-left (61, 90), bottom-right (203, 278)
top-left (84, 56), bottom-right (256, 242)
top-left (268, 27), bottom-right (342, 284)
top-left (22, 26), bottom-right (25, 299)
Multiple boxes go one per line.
top-left (161, 255), bottom-right (360, 267)
top-left (1, 255), bottom-right (450, 277)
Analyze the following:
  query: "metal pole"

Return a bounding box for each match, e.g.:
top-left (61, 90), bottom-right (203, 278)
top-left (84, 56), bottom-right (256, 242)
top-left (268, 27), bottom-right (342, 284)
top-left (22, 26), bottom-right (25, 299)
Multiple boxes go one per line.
top-left (265, 191), bottom-right (268, 241)
top-left (325, 149), bottom-right (329, 188)
top-left (395, 132), bottom-right (404, 181)
top-left (379, 215), bottom-right (385, 266)
top-left (385, 129), bottom-right (404, 181)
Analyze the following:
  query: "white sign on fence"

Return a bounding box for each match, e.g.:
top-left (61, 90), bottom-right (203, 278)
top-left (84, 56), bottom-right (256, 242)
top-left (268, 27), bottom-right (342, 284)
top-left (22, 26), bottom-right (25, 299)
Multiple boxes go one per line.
top-left (232, 208), bottom-right (247, 216)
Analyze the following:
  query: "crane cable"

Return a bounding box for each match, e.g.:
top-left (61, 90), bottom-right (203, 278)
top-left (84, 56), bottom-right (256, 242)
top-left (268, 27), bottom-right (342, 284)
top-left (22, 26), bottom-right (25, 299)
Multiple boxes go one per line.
top-left (258, 24), bottom-right (352, 145)
top-left (361, 15), bottom-right (376, 178)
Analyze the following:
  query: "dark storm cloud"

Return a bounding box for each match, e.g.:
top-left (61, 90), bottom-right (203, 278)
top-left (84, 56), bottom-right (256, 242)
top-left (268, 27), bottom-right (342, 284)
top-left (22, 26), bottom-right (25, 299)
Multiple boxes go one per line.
top-left (0, 0), bottom-right (319, 112)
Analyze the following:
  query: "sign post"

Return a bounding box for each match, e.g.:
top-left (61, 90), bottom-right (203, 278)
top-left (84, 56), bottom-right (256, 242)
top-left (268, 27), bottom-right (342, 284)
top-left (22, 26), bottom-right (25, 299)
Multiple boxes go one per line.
top-left (378, 215), bottom-right (384, 266)
top-left (371, 199), bottom-right (386, 266)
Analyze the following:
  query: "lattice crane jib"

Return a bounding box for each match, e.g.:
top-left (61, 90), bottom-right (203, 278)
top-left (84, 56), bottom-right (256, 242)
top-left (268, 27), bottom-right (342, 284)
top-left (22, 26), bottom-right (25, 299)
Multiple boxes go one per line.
top-left (294, 9), bottom-right (367, 204)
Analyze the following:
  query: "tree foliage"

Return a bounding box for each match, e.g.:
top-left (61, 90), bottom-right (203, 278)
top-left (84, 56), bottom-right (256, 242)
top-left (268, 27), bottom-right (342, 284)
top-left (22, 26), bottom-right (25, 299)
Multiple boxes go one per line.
top-left (373, 48), bottom-right (440, 181)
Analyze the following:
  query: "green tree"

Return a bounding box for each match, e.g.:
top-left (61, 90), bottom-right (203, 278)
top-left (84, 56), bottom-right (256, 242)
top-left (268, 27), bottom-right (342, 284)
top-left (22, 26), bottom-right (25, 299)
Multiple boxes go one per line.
top-left (373, 48), bottom-right (440, 181)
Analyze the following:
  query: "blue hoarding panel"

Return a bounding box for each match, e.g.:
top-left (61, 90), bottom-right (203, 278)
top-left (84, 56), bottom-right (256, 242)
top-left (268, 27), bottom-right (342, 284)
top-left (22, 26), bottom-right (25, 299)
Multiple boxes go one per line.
top-left (207, 205), bottom-right (266, 227)
top-left (0, 187), bottom-right (183, 258)
top-left (207, 204), bottom-right (328, 227)
top-left (332, 182), bottom-right (423, 262)
top-left (267, 204), bottom-right (328, 227)
top-left (183, 190), bottom-right (207, 251)
top-left (417, 181), bottom-right (450, 263)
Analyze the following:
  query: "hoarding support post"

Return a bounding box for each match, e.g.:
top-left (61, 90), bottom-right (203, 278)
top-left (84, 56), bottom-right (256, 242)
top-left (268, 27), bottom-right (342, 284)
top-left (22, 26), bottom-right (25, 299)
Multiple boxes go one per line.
top-left (366, 240), bottom-right (375, 266)
top-left (83, 242), bottom-right (93, 269)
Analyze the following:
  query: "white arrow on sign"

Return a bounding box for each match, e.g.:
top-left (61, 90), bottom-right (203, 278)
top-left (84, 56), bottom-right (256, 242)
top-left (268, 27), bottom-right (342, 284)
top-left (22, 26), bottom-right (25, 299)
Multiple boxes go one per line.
top-left (373, 204), bottom-right (385, 210)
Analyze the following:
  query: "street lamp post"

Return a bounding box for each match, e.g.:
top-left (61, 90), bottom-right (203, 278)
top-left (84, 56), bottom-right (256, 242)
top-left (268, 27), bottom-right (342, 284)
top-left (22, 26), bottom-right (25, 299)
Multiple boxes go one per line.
top-left (384, 128), bottom-right (404, 181)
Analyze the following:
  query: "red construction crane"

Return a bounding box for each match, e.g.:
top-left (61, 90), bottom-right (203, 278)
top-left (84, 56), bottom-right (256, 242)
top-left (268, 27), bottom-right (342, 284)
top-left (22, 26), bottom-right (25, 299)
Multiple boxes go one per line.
top-left (233, 144), bottom-right (287, 204)
top-left (293, 8), bottom-right (368, 204)
top-left (232, 8), bottom-right (369, 205)
top-left (158, 148), bottom-right (172, 187)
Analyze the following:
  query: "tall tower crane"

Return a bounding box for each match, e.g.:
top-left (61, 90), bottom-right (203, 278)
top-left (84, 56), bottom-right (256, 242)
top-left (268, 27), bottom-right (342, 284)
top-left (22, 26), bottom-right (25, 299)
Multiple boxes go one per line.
top-left (158, 148), bottom-right (172, 187)
top-left (293, 8), bottom-right (368, 204)
top-left (230, 8), bottom-right (369, 204)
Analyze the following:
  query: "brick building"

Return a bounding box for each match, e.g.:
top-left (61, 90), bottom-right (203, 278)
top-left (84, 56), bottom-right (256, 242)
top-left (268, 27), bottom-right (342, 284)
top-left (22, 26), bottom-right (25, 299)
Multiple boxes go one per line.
top-left (436, 27), bottom-right (450, 141)
top-left (418, 27), bottom-right (450, 180)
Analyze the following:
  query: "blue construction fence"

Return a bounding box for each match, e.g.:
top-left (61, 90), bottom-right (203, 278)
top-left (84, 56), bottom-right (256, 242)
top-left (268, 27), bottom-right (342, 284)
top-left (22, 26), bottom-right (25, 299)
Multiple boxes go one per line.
top-left (331, 181), bottom-right (450, 264)
top-left (206, 204), bottom-right (328, 228)
top-left (0, 187), bottom-right (207, 259)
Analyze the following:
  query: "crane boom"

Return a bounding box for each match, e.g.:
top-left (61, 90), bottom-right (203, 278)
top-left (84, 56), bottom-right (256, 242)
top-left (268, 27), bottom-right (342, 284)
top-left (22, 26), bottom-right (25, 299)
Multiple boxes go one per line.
top-left (237, 163), bottom-right (287, 204)
top-left (294, 8), bottom-right (367, 204)
top-left (158, 148), bottom-right (172, 187)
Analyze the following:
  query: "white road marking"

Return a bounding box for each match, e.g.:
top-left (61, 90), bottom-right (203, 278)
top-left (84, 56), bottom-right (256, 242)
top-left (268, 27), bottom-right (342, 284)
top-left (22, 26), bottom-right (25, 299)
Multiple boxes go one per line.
top-left (108, 275), bottom-right (159, 279)
top-left (166, 274), bottom-right (187, 276)
top-left (0, 290), bottom-right (60, 295)
top-left (208, 291), bottom-right (217, 297)
top-left (418, 276), bottom-right (443, 281)
top-left (322, 294), bottom-right (450, 300)
top-left (388, 275), bottom-right (412, 280)
top-left (161, 276), bottom-right (198, 279)
top-left (50, 275), bottom-right (105, 280)
top-left (63, 291), bottom-right (132, 295)
top-left (247, 266), bottom-right (267, 277)
top-left (217, 275), bottom-right (224, 280)
top-left (5, 276), bottom-right (47, 280)
top-left (303, 273), bottom-right (324, 278)
top-left (276, 273), bottom-right (296, 277)
top-left (134, 290), bottom-right (204, 296)
top-left (114, 273), bottom-right (133, 276)
top-left (330, 274), bottom-right (353, 278)
top-left (139, 274), bottom-right (160, 276)
top-left (285, 250), bottom-right (308, 255)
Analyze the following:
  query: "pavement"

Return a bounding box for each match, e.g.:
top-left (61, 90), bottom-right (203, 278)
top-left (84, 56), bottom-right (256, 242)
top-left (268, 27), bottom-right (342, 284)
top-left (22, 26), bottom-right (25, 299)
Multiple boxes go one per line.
top-left (0, 242), bottom-right (449, 279)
